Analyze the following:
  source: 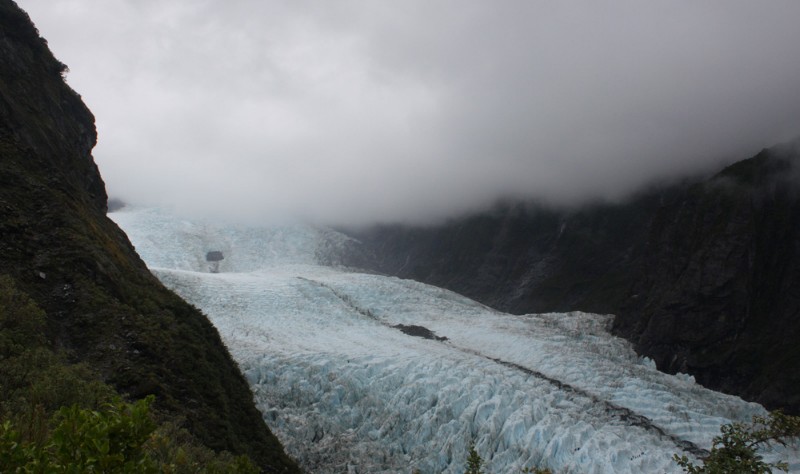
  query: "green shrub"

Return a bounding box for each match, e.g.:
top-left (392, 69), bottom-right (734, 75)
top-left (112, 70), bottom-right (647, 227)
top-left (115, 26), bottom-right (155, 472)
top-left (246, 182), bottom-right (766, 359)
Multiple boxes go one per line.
top-left (0, 397), bottom-right (258, 473)
top-left (674, 411), bottom-right (800, 473)
top-left (0, 397), bottom-right (158, 473)
top-left (465, 442), bottom-right (484, 474)
top-left (0, 275), bottom-right (115, 429)
top-left (0, 275), bottom-right (258, 472)
top-left (144, 419), bottom-right (258, 474)
top-left (49, 396), bottom-right (158, 472)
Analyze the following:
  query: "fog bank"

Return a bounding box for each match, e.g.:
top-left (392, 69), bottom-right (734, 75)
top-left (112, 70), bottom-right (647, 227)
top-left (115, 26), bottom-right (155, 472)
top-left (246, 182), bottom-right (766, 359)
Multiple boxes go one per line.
top-left (19, 0), bottom-right (800, 224)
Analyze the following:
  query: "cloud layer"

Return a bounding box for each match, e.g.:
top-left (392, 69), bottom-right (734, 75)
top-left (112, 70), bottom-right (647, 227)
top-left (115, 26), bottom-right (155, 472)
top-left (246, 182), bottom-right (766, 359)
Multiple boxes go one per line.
top-left (18, 0), bottom-right (800, 224)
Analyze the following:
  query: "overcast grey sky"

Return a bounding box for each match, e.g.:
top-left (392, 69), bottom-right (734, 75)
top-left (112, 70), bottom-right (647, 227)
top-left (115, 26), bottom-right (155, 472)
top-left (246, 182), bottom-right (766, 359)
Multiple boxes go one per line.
top-left (17, 0), bottom-right (800, 224)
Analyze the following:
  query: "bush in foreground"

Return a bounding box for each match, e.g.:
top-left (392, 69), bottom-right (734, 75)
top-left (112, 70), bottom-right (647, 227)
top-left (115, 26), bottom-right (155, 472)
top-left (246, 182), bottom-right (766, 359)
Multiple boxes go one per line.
top-left (1, 275), bottom-right (258, 472)
top-left (0, 396), bottom-right (257, 473)
top-left (674, 411), bottom-right (800, 473)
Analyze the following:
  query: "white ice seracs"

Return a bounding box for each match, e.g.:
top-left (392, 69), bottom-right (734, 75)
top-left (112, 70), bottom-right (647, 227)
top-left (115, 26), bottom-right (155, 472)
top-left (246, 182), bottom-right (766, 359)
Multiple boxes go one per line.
top-left (110, 207), bottom-right (796, 473)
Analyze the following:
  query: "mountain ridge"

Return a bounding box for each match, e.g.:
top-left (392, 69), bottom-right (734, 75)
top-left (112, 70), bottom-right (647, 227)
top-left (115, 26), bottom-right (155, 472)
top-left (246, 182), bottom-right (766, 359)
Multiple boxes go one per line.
top-left (342, 139), bottom-right (800, 415)
top-left (0, 2), bottom-right (298, 470)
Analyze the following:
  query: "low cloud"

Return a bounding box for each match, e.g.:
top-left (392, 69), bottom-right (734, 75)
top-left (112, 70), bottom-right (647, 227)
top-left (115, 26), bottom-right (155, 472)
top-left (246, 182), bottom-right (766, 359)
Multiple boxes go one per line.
top-left (18, 0), bottom-right (800, 225)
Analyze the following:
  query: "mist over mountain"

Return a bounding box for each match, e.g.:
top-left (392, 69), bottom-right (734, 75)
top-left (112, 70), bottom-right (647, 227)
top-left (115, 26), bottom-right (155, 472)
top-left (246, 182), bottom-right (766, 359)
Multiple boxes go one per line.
top-left (342, 139), bottom-right (800, 414)
top-left (5, 1), bottom-right (800, 470)
top-left (17, 0), bottom-right (800, 225)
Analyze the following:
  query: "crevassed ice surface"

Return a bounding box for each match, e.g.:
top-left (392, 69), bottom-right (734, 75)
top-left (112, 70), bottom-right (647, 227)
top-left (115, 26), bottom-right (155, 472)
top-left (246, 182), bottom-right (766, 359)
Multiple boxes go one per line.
top-left (111, 207), bottom-right (798, 473)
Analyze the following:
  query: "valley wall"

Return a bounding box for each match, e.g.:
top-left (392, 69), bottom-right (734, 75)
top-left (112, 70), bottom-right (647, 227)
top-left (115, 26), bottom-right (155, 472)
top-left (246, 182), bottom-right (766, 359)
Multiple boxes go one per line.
top-left (0, 2), bottom-right (298, 470)
top-left (345, 141), bottom-right (800, 414)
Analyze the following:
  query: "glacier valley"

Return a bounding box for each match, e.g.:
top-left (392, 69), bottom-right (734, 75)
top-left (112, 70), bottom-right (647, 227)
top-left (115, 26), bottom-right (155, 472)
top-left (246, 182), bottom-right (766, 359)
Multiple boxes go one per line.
top-left (111, 207), bottom-right (797, 473)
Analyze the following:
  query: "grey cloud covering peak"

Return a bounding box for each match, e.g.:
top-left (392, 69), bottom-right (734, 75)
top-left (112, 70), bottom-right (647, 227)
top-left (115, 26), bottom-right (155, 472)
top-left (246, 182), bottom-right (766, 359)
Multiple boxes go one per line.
top-left (18, 0), bottom-right (800, 224)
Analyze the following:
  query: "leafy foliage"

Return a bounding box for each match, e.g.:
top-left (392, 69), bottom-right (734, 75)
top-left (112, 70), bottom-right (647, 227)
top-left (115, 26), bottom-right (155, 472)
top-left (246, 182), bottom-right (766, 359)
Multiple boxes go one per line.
top-left (674, 411), bottom-right (800, 473)
top-left (465, 442), bottom-right (484, 474)
top-left (0, 275), bottom-right (258, 472)
top-left (0, 397), bottom-right (258, 473)
top-left (0, 275), bottom-right (115, 427)
top-left (44, 397), bottom-right (156, 472)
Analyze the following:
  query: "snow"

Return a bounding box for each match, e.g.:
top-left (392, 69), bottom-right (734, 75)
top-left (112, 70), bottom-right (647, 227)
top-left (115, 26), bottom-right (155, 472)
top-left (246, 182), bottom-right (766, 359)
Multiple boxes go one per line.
top-left (111, 207), bottom-right (798, 473)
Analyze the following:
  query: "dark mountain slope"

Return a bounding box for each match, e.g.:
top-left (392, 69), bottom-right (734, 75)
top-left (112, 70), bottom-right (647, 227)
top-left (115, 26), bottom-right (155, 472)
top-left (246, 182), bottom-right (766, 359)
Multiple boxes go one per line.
top-left (618, 143), bottom-right (800, 413)
top-left (0, 2), bottom-right (298, 471)
top-left (344, 141), bottom-right (800, 414)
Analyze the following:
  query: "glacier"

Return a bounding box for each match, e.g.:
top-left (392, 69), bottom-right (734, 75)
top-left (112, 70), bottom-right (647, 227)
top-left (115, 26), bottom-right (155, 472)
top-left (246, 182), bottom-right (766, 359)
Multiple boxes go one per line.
top-left (111, 207), bottom-right (798, 473)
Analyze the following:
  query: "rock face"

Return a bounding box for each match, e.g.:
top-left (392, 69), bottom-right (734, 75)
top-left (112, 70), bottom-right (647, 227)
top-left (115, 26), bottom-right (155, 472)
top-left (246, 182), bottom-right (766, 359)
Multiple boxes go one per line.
top-left (0, 2), bottom-right (298, 471)
top-left (344, 141), bottom-right (800, 414)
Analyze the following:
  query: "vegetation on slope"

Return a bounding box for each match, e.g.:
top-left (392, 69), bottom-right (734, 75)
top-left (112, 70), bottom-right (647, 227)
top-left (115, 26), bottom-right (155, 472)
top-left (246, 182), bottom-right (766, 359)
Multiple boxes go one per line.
top-left (1, 276), bottom-right (259, 472)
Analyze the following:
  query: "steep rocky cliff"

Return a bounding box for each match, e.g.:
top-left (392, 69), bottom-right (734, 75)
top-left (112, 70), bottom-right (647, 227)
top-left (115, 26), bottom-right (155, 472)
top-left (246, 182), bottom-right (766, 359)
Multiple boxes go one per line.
top-left (0, 2), bottom-right (298, 471)
top-left (618, 143), bottom-right (800, 414)
top-left (345, 141), bottom-right (800, 415)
